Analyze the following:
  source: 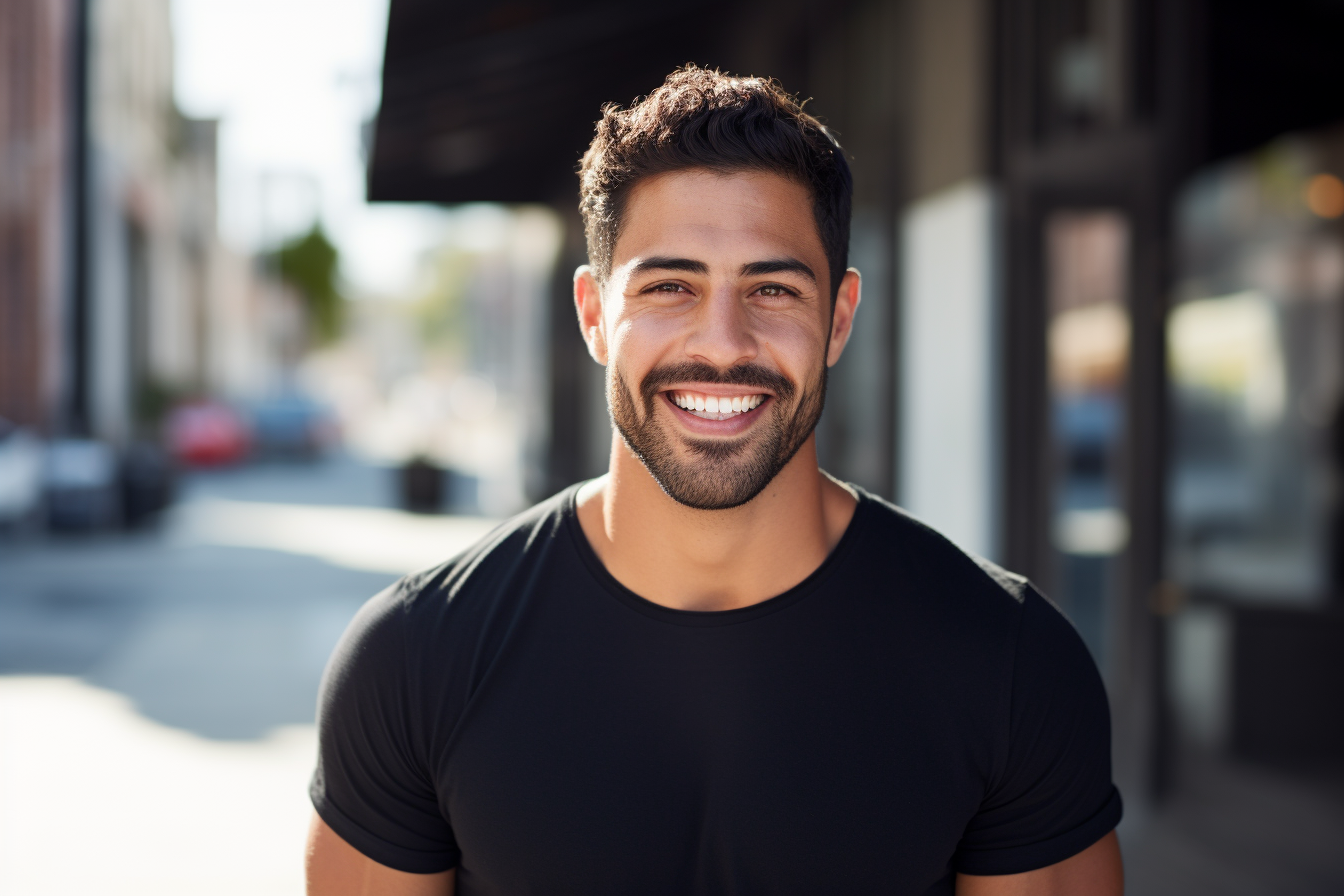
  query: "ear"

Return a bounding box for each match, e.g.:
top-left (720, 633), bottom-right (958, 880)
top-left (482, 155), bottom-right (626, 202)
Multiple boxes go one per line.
top-left (574, 265), bottom-right (609, 365)
top-left (826, 268), bottom-right (862, 367)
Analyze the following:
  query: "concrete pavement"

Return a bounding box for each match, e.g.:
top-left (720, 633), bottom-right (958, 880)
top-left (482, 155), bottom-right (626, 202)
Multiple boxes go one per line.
top-left (0, 456), bottom-right (496, 894)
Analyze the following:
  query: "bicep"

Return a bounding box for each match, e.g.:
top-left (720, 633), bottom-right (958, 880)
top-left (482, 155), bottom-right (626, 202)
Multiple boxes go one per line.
top-left (306, 812), bottom-right (455, 896)
top-left (955, 830), bottom-right (1122, 896)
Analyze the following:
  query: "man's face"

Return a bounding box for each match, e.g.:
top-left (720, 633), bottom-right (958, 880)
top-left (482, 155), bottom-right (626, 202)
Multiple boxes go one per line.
top-left (580, 169), bottom-right (855, 510)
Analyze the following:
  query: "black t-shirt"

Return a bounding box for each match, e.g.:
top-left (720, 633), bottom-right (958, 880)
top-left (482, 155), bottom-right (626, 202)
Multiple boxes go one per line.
top-left (311, 485), bottom-right (1121, 895)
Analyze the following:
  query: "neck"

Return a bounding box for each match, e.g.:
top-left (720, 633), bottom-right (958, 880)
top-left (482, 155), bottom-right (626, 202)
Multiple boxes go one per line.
top-left (576, 433), bottom-right (858, 611)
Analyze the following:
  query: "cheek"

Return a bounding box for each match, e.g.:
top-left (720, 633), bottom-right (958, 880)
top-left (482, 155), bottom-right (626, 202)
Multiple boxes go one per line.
top-left (751, 312), bottom-right (829, 373)
top-left (609, 312), bottom-right (684, 371)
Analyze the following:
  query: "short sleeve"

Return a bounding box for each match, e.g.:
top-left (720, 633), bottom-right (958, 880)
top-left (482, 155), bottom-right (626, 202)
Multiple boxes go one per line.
top-left (309, 584), bottom-right (460, 873)
top-left (954, 586), bottom-right (1123, 875)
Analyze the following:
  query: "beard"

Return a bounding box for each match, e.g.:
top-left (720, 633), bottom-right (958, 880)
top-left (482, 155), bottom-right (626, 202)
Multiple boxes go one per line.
top-left (609, 358), bottom-right (827, 511)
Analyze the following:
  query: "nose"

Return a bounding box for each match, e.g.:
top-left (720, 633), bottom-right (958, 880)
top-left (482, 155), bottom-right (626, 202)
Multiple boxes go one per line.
top-left (683, 283), bottom-right (758, 370)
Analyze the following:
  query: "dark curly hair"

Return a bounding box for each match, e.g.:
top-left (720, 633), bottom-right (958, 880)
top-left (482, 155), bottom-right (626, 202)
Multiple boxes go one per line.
top-left (578, 65), bottom-right (852, 298)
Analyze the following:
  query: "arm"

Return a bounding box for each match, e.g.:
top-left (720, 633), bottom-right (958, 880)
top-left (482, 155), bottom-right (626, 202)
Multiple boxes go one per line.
top-left (955, 830), bottom-right (1122, 896)
top-left (306, 813), bottom-right (455, 896)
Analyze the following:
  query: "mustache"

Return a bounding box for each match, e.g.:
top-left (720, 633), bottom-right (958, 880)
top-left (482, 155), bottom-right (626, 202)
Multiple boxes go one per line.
top-left (639, 361), bottom-right (795, 405)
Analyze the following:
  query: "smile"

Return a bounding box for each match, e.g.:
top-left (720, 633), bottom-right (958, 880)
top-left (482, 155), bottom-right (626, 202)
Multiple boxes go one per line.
top-left (668, 390), bottom-right (767, 421)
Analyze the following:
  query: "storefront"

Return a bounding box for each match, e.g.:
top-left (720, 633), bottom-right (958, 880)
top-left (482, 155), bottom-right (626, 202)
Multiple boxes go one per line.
top-left (1166, 129), bottom-right (1344, 765)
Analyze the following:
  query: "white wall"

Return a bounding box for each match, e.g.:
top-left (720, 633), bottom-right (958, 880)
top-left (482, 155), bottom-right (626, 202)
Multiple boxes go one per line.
top-left (898, 180), bottom-right (998, 560)
top-left (89, 152), bottom-right (133, 444)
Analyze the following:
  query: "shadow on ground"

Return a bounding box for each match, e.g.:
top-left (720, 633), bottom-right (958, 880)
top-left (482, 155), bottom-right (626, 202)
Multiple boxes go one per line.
top-left (0, 458), bottom-right (402, 740)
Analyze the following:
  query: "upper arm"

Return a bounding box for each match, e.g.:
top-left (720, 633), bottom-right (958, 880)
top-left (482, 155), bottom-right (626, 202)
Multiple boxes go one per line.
top-left (307, 812), bottom-right (455, 896)
top-left (955, 587), bottom-right (1123, 876)
top-left (955, 829), bottom-right (1122, 896)
top-left (311, 585), bottom-right (461, 873)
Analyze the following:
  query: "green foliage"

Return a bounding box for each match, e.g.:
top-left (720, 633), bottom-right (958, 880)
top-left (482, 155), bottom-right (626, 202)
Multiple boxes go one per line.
top-left (412, 246), bottom-right (472, 354)
top-left (275, 224), bottom-right (344, 342)
top-left (135, 377), bottom-right (186, 429)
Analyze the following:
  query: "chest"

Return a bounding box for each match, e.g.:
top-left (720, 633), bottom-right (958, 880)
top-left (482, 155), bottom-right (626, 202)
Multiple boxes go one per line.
top-left (437, 617), bottom-right (996, 896)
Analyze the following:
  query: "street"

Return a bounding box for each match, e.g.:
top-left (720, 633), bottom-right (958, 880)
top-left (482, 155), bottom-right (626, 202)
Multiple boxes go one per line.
top-left (0, 456), bottom-right (496, 895)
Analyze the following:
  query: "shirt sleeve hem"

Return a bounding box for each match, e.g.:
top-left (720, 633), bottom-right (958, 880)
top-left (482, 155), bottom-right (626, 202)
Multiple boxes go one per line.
top-left (954, 786), bottom-right (1123, 877)
top-left (311, 788), bottom-right (461, 875)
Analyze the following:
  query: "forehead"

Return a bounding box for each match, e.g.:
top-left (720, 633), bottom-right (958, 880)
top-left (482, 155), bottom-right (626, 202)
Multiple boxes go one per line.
top-left (614, 169), bottom-right (824, 271)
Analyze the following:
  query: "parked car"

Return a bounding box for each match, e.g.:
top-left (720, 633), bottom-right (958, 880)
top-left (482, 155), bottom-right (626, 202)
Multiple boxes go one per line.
top-left (165, 400), bottom-right (250, 467)
top-left (248, 394), bottom-right (337, 459)
top-left (45, 438), bottom-right (120, 530)
top-left (0, 417), bottom-right (43, 528)
top-left (120, 441), bottom-right (176, 526)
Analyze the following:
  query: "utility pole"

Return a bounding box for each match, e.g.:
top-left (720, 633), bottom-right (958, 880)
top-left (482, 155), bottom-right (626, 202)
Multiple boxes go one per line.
top-left (67, 0), bottom-right (91, 436)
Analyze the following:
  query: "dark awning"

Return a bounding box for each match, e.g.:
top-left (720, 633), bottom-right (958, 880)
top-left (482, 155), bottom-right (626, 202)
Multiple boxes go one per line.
top-left (368, 0), bottom-right (733, 204)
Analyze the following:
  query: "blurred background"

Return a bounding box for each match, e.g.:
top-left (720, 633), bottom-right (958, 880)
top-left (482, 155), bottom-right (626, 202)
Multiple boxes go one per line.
top-left (2, 0), bottom-right (1343, 893)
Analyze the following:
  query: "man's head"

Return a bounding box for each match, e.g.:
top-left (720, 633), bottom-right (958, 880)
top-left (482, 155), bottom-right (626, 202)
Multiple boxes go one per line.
top-left (574, 67), bottom-right (859, 511)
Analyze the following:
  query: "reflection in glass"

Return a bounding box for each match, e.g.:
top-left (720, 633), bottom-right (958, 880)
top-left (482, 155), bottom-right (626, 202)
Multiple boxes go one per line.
top-left (1168, 130), bottom-right (1344, 605)
top-left (1046, 210), bottom-right (1131, 667)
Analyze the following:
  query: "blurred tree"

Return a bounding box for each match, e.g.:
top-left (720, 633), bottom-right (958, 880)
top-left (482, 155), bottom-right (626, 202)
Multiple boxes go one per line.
top-left (412, 245), bottom-right (472, 357)
top-left (275, 224), bottom-right (343, 343)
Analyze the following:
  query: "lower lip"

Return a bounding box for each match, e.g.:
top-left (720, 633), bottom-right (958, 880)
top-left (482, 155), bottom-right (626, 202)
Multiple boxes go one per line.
top-left (661, 393), bottom-right (770, 436)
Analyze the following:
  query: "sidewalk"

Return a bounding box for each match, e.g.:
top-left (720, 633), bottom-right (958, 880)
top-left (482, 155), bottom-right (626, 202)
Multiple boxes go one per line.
top-left (1123, 751), bottom-right (1344, 895)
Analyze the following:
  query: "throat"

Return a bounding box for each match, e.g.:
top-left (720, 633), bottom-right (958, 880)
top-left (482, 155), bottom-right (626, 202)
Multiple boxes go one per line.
top-left (578, 458), bottom-right (841, 613)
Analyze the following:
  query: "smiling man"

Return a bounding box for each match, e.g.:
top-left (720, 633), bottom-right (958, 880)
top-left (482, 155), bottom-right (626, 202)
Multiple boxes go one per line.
top-left (306, 67), bottom-right (1124, 896)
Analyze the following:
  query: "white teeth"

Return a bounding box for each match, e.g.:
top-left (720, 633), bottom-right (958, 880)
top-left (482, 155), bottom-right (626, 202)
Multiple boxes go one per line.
top-left (670, 391), bottom-right (766, 419)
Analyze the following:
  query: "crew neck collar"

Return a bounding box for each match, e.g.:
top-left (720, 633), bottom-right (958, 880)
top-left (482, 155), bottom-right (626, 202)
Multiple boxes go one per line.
top-left (562, 483), bottom-right (869, 628)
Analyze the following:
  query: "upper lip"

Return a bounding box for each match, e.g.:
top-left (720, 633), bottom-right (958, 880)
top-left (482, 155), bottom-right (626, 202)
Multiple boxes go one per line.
top-left (659, 384), bottom-right (775, 398)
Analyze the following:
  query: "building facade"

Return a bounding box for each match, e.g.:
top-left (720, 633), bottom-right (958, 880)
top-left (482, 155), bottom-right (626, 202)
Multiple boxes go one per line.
top-left (1, 0), bottom-right (235, 446)
top-left (84, 0), bottom-right (223, 443)
top-left (0, 0), bottom-right (73, 433)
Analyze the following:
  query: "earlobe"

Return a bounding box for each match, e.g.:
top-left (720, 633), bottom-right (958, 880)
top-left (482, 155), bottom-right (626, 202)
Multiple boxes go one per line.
top-left (574, 265), bottom-right (608, 365)
top-left (827, 268), bottom-right (862, 367)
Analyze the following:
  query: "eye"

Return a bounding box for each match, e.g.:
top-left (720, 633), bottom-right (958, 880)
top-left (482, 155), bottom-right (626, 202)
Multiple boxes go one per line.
top-left (644, 282), bottom-right (690, 295)
top-left (756, 284), bottom-right (798, 298)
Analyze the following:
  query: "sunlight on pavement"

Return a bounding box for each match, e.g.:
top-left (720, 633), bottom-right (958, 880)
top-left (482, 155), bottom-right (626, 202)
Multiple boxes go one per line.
top-left (175, 498), bottom-right (501, 575)
top-left (0, 676), bottom-right (315, 896)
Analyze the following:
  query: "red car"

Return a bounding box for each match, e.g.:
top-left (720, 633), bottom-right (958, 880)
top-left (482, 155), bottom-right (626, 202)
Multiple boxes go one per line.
top-left (165, 401), bottom-right (251, 467)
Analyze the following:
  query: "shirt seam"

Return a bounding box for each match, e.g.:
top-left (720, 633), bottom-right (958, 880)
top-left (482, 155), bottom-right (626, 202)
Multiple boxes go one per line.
top-left (991, 587), bottom-right (1027, 798)
top-left (395, 582), bottom-right (442, 798)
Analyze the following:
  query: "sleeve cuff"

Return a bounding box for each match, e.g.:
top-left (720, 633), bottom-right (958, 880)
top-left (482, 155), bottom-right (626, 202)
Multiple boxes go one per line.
top-left (311, 785), bottom-right (460, 875)
top-left (955, 786), bottom-right (1123, 876)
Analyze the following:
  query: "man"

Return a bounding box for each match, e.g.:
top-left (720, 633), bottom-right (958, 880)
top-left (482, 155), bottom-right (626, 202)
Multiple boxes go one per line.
top-left (307, 67), bottom-right (1123, 895)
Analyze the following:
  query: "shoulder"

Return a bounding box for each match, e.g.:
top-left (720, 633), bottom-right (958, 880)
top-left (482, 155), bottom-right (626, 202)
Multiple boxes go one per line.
top-left (320, 487), bottom-right (584, 732)
top-left (847, 488), bottom-right (1087, 661)
top-left (334, 487), bottom-right (578, 667)
top-left (392, 485), bottom-right (577, 616)
top-left (852, 488), bottom-right (1031, 609)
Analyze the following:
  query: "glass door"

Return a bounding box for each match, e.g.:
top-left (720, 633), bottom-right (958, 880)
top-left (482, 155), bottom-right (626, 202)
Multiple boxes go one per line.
top-left (1044, 209), bottom-right (1132, 670)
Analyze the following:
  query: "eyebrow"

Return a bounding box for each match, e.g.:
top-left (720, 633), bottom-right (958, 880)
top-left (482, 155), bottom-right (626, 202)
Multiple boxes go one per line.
top-left (740, 258), bottom-right (816, 283)
top-left (628, 256), bottom-right (817, 283)
top-left (629, 256), bottom-right (710, 277)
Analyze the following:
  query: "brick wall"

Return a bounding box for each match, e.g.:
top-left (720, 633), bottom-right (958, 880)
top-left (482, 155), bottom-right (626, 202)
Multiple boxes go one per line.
top-left (0, 0), bottom-right (71, 431)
